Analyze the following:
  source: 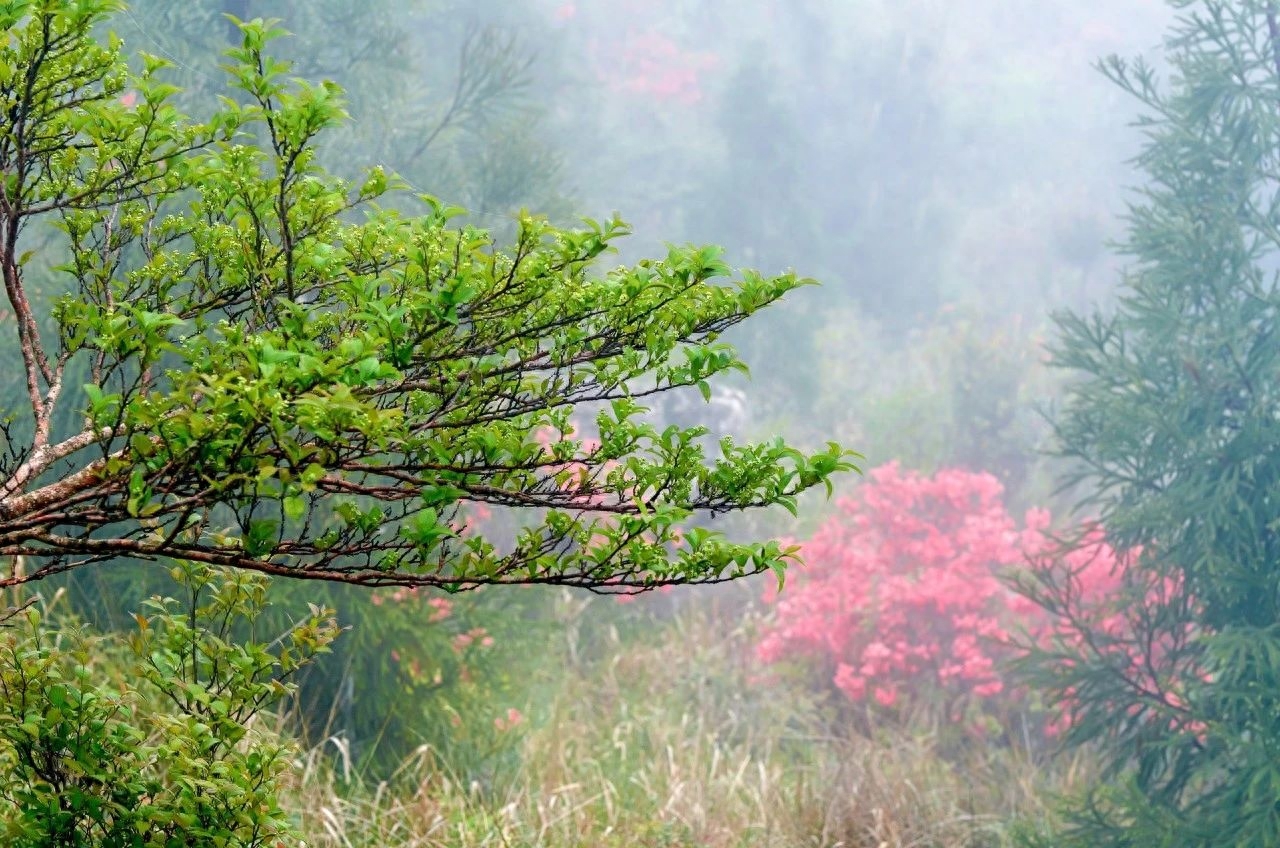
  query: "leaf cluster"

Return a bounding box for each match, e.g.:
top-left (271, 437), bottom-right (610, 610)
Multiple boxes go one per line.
top-left (0, 561), bottom-right (338, 846)
top-left (0, 3), bottom-right (858, 592)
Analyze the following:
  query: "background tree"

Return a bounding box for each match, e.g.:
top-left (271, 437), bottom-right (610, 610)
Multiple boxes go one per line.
top-left (536, 0), bottom-right (1162, 486)
top-left (122, 0), bottom-right (568, 220)
top-left (1016, 1), bottom-right (1280, 843)
top-left (0, 3), bottom-right (854, 595)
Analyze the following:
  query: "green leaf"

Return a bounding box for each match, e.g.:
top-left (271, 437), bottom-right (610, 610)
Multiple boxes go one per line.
top-left (244, 520), bottom-right (277, 557)
top-left (282, 495), bottom-right (305, 521)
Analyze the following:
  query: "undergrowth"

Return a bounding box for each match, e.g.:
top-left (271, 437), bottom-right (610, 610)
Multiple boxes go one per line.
top-left (281, 592), bottom-right (1092, 847)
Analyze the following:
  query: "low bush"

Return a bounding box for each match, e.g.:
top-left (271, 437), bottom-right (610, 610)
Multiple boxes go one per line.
top-left (757, 463), bottom-right (1131, 739)
top-left (0, 562), bottom-right (338, 847)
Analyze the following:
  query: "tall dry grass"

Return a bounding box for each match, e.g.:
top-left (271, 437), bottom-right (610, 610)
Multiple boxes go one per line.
top-left (282, 594), bottom-right (1090, 847)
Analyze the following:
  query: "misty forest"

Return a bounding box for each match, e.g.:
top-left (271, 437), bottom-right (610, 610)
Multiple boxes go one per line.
top-left (3, 0), bottom-right (1280, 845)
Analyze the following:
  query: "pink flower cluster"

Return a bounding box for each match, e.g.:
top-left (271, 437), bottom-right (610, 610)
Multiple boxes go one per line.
top-left (370, 589), bottom-right (454, 627)
top-left (451, 626), bottom-right (494, 653)
top-left (493, 707), bottom-right (524, 732)
top-left (557, 1), bottom-right (721, 107)
top-left (757, 463), bottom-right (1144, 724)
top-left (606, 31), bottom-right (719, 104)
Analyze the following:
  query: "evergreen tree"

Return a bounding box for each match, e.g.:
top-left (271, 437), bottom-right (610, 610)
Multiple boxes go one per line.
top-left (1017, 1), bottom-right (1280, 844)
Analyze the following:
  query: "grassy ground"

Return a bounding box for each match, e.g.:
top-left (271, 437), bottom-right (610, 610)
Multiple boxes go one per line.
top-left (282, 595), bottom-right (1091, 847)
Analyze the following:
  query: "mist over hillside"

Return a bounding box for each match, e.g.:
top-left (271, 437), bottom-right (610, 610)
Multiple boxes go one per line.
top-left (10, 2), bottom-right (1271, 845)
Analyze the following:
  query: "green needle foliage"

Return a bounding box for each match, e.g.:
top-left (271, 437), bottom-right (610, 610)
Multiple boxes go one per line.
top-left (1016, 1), bottom-right (1280, 844)
top-left (0, 1), bottom-right (856, 593)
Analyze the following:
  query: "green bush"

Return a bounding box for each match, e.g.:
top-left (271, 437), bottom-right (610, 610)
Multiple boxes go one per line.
top-left (0, 563), bottom-right (338, 847)
top-left (278, 580), bottom-right (548, 782)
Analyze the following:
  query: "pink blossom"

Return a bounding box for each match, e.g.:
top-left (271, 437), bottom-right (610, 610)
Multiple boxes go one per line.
top-left (494, 707), bottom-right (525, 732)
top-left (452, 626), bottom-right (492, 653)
top-left (755, 463), bottom-right (1173, 735)
top-left (427, 596), bottom-right (452, 623)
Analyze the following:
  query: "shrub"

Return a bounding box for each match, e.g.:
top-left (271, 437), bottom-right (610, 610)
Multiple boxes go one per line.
top-left (307, 578), bottom-right (538, 783)
top-left (0, 563), bottom-right (338, 847)
top-left (757, 463), bottom-right (1134, 736)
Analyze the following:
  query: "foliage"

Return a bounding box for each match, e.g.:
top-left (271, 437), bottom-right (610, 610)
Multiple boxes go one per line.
top-left (43, 521), bottom-right (545, 778)
top-left (1013, 529), bottom-right (1200, 743)
top-left (1014, 1), bottom-right (1280, 843)
top-left (15, 0), bottom-right (573, 771)
top-left (758, 465), bottom-right (1044, 727)
top-left (0, 562), bottom-right (338, 846)
top-left (0, 1), bottom-right (856, 592)
top-left (121, 0), bottom-right (568, 221)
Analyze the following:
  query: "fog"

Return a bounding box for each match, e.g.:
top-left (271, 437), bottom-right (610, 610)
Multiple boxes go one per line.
top-left (9, 0), bottom-right (1216, 843)
top-left (125, 0), bottom-right (1174, 730)
top-left (114, 0), bottom-right (1176, 499)
top-left (519, 2), bottom-right (1176, 501)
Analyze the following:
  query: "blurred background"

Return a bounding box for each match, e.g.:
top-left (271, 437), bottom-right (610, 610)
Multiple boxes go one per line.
top-left (26, 1), bottom-right (1182, 844)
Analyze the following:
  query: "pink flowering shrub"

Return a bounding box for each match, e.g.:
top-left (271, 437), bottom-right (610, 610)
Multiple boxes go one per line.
top-left (757, 463), bottom-right (1141, 731)
top-left (554, 2), bottom-right (720, 106)
top-left (605, 30), bottom-right (719, 104)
